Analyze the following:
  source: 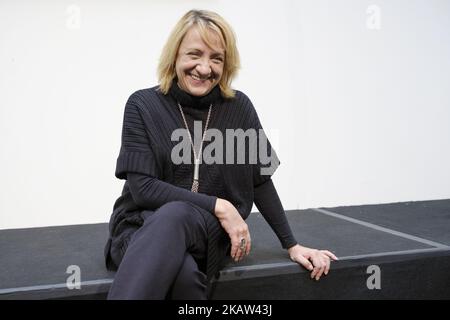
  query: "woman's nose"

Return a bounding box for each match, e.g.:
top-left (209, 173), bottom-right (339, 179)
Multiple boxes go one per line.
top-left (196, 60), bottom-right (212, 77)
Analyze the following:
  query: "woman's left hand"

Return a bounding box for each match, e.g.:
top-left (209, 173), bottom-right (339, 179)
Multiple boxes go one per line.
top-left (287, 244), bottom-right (338, 281)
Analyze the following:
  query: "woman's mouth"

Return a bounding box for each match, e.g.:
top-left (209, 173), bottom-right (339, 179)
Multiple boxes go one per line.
top-left (189, 73), bottom-right (213, 82)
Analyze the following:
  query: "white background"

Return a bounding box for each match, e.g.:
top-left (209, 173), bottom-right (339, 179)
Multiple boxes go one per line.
top-left (1, 0), bottom-right (449, 229)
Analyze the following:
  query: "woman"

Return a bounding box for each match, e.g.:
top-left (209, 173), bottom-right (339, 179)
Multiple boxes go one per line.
top-left (104, 9), bottom-right (337, 300)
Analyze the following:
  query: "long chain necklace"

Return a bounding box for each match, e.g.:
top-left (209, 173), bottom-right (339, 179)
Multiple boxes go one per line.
top-left (177, 103), bottom-right (213, 193)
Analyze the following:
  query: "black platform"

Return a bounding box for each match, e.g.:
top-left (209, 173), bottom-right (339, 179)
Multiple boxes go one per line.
top-left (1, 199), bottom-right (449, 299)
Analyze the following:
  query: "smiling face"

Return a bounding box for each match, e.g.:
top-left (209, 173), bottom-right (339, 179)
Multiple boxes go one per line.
top-left (175, 26), bottom-right (225, 97)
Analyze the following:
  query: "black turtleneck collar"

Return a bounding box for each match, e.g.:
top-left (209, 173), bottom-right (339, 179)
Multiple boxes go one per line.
top-left (168, 80), bottom-right (223, 109)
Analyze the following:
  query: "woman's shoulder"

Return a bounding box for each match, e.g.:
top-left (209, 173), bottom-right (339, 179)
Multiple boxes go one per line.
top-left (228, 89), bottom-right (252, 105)
top-left (127, 85), bottom-right (162, 104)
top-left (226, 89), bottom-right (258, 117)
top-left (224, 89), bottom-right (255, 113)
top-left (123, 86), bottom-right (173, 115)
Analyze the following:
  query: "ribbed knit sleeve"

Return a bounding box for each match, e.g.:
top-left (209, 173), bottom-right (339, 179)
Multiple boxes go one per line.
top-left (241, 93), bottom-right (281, 187)
top-left (115, 93), bottom-right (160, 180)
top-left (254, 178), bottom-right (297, 249)
top-left (127, 173), bottom-right (217, 214)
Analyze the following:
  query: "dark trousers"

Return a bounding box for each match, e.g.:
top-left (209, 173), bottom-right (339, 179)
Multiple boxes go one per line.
top-left (107, 201), bottom-right (209, 299)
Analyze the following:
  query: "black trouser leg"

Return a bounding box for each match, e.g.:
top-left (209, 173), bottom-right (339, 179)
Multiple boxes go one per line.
top-left (168, 252), bottom-right (207, 300)
top-left (107, 201), bottom-right (208, 300)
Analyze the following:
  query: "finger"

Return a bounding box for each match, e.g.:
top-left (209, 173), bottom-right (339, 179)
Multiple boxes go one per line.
top-left (246, 236), bottom-right (251, 256)
top-left (321, 250), bottom-right (338, 261)
top-left (239, 235), bottom-right (250, 261)
top-left (321, 250), bottom-right (339, 261)
top-left (234, 237), bottom-right (243, 262)
top-left (309, 256), bottom-right (318, 279)
top-left (315, 257), bottom-right (327, 280)
top-left (230, 244), bottom-right (237, 261)
top-left (293, 254), bottom-right (314, 272)
top-left (310, 254), bottom-right (322, 279)
top-left (317, 255), bottom-right (329, 280)
top-left (324, 255), bottom-right (331, 276)
top-left (230, 241), bottom-right (236, 259)
top-left (236, 236), bottom-right (247, 262)
top-left (313, 260), bottom-right (322, 280)
top-left (235, 248), bottom-right (243, 262)
top-left (230, 238), bottom-right (240, 261)
top-left (238, 246), bottom-right (245, 261)
top-left (236, 247), bottom-right (243, 262)
top-left (235, 244), bottom-right (243, 262)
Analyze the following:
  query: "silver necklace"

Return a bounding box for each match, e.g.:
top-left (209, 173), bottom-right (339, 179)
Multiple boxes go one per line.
top-left (177, 103), bottom-right (213, 193)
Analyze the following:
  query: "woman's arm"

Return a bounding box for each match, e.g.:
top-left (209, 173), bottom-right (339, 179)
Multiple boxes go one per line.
top-left (127, 172), bottom-right (217, 214)
top-left (254, 178), bottom-right (338, 280)
top-left (253, 178), bottom-right (298, 249)
top-left (129, 172), bottom-right (251, 262)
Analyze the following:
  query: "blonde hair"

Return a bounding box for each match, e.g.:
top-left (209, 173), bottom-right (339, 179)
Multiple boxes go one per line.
top-left (157, 10), bottom-right (240, 98)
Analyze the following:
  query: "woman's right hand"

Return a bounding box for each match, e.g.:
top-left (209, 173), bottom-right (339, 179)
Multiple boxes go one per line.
top-left (214, 198), bottom-right (251, 262)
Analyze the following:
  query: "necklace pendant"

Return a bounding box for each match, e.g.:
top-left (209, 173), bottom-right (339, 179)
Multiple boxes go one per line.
top-left (192, 159), bottom-right (200, 193)
top-left (193, 159), bottom-right (200, 180)
top-left (191, 179), bottom-right (199, 193)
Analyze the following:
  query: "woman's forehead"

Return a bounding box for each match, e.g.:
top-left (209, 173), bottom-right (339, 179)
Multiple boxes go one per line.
top-left (180, 26), bottom-right (225, 53)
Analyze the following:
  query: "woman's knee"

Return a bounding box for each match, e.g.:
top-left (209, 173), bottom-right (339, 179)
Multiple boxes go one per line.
top-left (140, 201), bottom-right (207, 246)
top-left (159, 200), bottom-right (193, 213)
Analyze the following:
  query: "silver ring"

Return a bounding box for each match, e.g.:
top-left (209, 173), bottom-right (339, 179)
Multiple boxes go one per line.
top-left (240, 238), bottom-right (246, 250)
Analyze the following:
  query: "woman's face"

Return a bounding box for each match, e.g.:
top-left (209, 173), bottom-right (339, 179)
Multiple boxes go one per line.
top-left (175, 26), bottom-right (225, 97)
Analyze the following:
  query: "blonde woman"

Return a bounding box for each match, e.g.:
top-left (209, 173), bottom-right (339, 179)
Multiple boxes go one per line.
top-left (105, 9), bottom-right (337, 300)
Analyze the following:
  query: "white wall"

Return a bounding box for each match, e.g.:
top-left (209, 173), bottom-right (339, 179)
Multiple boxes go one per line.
top-left (1, 0), bottom-right (449, 229)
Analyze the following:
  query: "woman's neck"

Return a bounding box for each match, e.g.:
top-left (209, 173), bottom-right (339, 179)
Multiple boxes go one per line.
top-left (168, 80), bottom-right (222, 109)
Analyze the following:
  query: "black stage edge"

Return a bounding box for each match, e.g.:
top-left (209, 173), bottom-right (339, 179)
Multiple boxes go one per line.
top-left (1, 199), bottom-right (449, 300)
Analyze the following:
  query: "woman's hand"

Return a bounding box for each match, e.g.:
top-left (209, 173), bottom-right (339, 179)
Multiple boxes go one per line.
top-left (288, 244), bottom-right (338, 280)
top-left (214, 198), bottom-right (251, 262)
